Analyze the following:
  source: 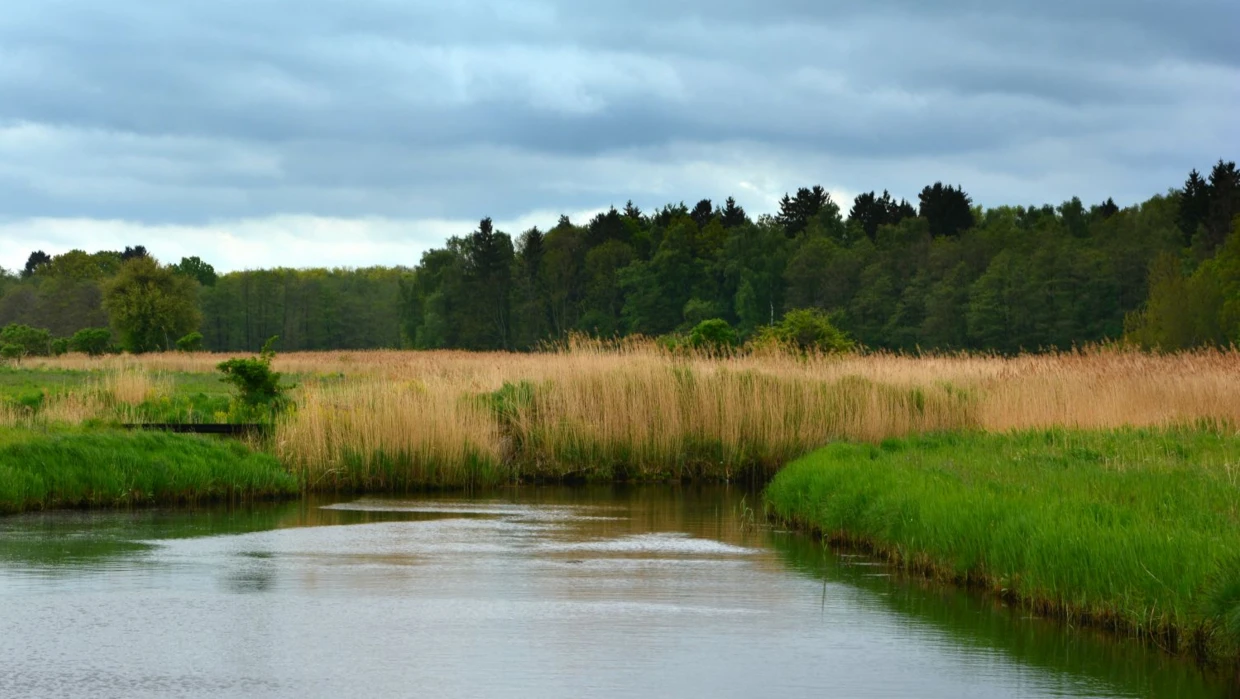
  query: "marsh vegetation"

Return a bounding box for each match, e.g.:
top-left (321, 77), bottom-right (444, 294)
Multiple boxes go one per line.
top-left (5, 343), bottom-right (1240, 670)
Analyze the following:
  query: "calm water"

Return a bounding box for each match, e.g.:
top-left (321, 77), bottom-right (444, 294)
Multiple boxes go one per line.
top-left (0, 487), bottom-right (1233, 698)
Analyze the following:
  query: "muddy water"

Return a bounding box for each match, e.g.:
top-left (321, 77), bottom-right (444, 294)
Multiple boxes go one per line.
top-left (0, 486), bottom-right (1233, 698)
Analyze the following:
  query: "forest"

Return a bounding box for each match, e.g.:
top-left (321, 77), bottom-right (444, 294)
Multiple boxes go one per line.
top-left (2, 159), bottom-right (1237, 355)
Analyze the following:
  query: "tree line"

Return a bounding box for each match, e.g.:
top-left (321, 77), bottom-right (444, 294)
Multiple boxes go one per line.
top-left (3, 159), bottom-right (1237, 355)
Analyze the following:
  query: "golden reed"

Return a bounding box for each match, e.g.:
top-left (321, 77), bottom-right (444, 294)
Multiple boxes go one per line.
top-left (26, 342), bottom-right (1240, 486)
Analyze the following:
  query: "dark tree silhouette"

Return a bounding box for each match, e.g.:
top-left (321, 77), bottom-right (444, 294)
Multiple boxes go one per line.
top-left (120, 245), bottom-right (149, 261)
top-left (720, 197), bottom-right (748, 229)
top-left (1178, 169), bottom-right (1210, 245)
top-left (587, 207), bottom-right (628, 248)
top-left (460, 217), bottom-right (516, 349)
top-left (1204, 160), bottom-right (1240, 253)
top-left (918, 183), bottom-right (974, 237)
top-left (777, 185), bottom-right (829, 237)
top-left (690, 199), bottom-right (714, 230)
top-left (21, 251), bottom-right (51, 278)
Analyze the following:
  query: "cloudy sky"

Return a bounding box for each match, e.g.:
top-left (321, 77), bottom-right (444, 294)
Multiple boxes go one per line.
top-left (1, 1), bottom-right (1236, 272)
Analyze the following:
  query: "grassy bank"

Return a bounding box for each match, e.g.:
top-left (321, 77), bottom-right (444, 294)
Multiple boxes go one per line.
top-left (0, 428), bottom-right (298, 514)
top-left (764, 429), bottom-right (1240, 664)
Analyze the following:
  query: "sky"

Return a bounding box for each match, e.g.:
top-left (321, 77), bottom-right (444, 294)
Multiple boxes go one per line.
top-left (1, 0), bottom-right (1237, 272)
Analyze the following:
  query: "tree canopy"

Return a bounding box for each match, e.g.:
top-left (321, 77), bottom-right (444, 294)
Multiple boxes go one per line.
top-left (2, 160), bottom-right (1238, 354)
top-left (103, 256), bottom-right (202, 353)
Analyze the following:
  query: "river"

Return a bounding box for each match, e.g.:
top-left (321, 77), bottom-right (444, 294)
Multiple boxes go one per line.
top-left (0, 486), bottom-right (1233, 698)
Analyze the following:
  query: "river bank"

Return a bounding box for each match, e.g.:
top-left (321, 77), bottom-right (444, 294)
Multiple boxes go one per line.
top-left (0, 428), bottom-right (297, 514)
top-left (763, 428), bottom-right (1240, 669)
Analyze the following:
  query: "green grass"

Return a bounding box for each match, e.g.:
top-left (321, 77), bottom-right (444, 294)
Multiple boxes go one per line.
top-left (763, 428), bottom-right (1240, 663)
top-left (0, 428), bottom-right (298, 514)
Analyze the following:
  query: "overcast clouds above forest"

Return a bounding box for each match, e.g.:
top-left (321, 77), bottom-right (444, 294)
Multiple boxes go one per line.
top-left (1, 0), bottom-right (1236, 271)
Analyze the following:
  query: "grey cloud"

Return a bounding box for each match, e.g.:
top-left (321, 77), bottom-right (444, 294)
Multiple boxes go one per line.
top-left (0, 0), bottom-right (1236, 234)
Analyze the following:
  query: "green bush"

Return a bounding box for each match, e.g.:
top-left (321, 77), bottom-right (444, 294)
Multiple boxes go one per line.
top-left (752, 308), bottom-right (853, 354)
top-left (688, 318), bottom-right (738, 353)
top-left (0, 323), bottom-right (51, 357)
top-left (69, 328), bottom-right (113, 357)
top-left (0, 344), bottom-right (23, 361)
top-left (50, 338), bottom-right (69, 356)
top-left (217, 336), bottom-right (291, 419)
top-left (176, 331), bottom-right (204, 353)
top-left (655, 332), bottom-right (689, 354)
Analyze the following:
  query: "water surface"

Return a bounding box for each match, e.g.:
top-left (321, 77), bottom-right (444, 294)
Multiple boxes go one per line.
top-left (0, 487), bottom-right (1233, 698)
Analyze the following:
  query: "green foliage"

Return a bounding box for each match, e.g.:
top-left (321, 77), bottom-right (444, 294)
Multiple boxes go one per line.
top-left (1126, 217), bottom-right (1240, 350)
top-left (176, 331), bottom-right (204, 353)
top-left (216, 337), bottom-right (291, 418)
top-left (171, 255), bottom-right (218, 286)
top-left (753, 309), bottom-right (853, 354)
top-left (103, 256), bottom-right (201, 353)
top-left (208, 266), bottom-right (410, 352)
top-left (688, 318), bottom-right (737, 353)
top-left (69, 327), bottom-right (112, 356)
top-left (0, 323), bottom-right (51, 357)
top-left (50, 338), bottom-right (69, 356)
top-left (765, 428), bottom-right (1240, 660)
top-left (0, 429), bottom-right (296, 514)
top-left (0, 162), bottom-right (1231, 354)
top-left (0, 345), bottom-right (22, 361)
top-left (486, 380), bottom-right (539, 431)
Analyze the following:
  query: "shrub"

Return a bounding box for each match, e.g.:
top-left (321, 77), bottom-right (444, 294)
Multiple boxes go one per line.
top-left (752, 308), bottom-right (853, 354)
top-left (655, 332), bottom-right (690, 354)
top-left (688, 318), bottom-right (738, 353)
top-left (217, 336), bottom-right (291, 419)
top-left (176, 331), bottom-right (204, 353)
top-left (50, 338), bottom-right (69, 356)
top-left (0, 344), bottom-right (23, 362)
top-left (69, 328), bottom-right (113, 357)
top-left (0, 323), bottom-right (51, 357)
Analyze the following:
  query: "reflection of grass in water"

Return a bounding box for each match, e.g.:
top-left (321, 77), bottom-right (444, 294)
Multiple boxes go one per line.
top-left (767, 532), bottom-right (1235, 699)
top-left (0, 502), bottom-right (309, 569)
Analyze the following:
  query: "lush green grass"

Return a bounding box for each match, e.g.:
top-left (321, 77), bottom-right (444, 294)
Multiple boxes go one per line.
top-left (764, 428), bottom-right (1240, 663)
top-left (0, 428), bottom-right (298, 514)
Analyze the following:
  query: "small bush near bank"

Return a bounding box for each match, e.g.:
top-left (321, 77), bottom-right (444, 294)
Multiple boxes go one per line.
top-left (217, 336), bottom-right (292, 420)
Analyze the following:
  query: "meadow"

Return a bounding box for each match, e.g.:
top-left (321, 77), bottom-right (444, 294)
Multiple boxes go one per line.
top-left (12, 342), bottom-right (1240, 488)
top-left (6, 343), bottom-right (1240, 666)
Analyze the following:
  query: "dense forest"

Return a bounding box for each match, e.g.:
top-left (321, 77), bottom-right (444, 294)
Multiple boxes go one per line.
top-left (2, 159), bottom-right (1237, 355)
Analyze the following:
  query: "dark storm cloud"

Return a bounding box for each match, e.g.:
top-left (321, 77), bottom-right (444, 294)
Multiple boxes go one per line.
top-left (0, 0), bottom-right (1236, 233)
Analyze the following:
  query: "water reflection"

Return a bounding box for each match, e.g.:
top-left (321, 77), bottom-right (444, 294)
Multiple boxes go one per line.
top-left (0, 486), bottom-right (1233, 699)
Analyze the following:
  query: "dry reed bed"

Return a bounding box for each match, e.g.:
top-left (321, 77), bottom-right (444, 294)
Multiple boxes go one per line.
top-left (21, 346), bottom-right (1240, 484)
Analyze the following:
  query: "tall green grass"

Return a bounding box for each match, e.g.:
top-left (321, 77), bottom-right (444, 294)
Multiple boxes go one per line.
top-left (0, 428), bottom-right (298, 514)
top-left (764, 428), bottom-right (1240, 663)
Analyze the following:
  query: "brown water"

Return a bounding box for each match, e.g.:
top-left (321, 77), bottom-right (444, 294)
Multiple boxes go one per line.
top-left (0, 486), bottom-right (1234, 698)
